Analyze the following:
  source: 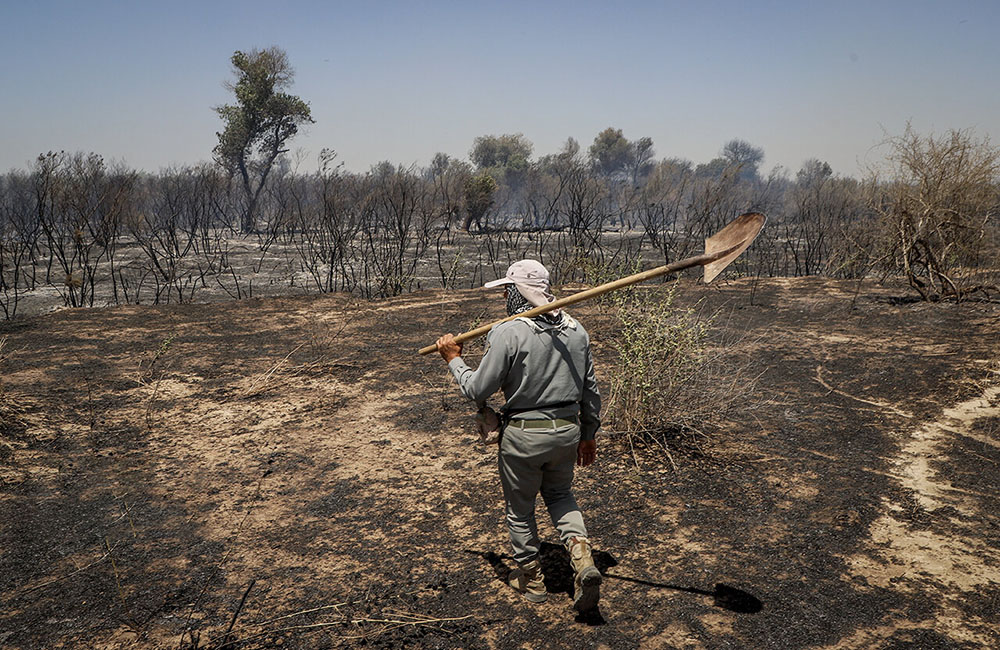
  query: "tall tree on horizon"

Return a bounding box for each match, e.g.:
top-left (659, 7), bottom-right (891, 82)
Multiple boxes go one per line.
top-left (589, 127), bottom-right (655, 183)
top-left (214, 46), bottom-right (313, 232)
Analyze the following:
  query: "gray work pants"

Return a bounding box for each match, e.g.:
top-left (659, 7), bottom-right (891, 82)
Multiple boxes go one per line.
top-left (498, 421), bottom-right (589, 564)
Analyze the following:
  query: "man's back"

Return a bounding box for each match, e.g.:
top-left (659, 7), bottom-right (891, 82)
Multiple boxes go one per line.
top-left (450, 313), bottom-right (601, 440)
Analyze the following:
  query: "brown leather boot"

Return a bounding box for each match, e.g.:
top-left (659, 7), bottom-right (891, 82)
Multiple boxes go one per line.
top-left (508, 558), bottom-right (547, 603)
top-left (567, 536), bottom-right (601, 612)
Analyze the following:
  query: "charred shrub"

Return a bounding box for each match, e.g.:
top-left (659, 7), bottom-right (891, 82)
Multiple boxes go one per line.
top-left (867, 125), bottom-right (1000, 301)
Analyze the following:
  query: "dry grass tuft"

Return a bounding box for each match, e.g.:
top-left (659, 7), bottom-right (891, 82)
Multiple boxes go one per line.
top-left (237, 326), bottom-right (350, 399)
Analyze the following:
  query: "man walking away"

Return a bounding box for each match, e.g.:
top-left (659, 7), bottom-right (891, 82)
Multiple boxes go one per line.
top-left (436, 259), bottom-right (602, 612)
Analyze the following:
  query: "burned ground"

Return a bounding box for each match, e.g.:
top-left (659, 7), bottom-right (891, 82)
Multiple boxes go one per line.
top-left (1, 277), bottom-right (998, 649)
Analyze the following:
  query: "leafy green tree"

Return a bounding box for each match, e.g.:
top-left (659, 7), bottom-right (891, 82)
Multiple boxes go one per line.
top-left (463, 172), bottom-right (497, 231)
top-left (469, 134), bottom-right (533, 171)
top-left (693, 157), bottom-right (729, 178)
top-left (214, 47), bottom-right (313, 232)
top-left (796, 159), bottom-right (833, 186)
top-left (589, 127), bottom-right (632, 177)
top-left (429, 152), bottom-right (452, 178)
top-left (370, 161), bottom-right (397, 179)
top-left (693, 139), bottom-right (765, 182)
top-left (721, 139), bottom-right (764, 181)
top-left (589, 128), bottom-right (655, 183)
top-left (428, 154), bottom-right (471, 228)
top-left (630, 136), bottom-right (656, 183)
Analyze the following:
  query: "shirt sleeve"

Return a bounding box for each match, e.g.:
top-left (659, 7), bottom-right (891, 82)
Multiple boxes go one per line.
top-left (447, 329), bottom-right (510, 406)
top-left (579, 338), bottom-right (602, 441)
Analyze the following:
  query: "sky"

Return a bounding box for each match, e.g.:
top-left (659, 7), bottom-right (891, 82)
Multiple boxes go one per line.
top-left (2, 0), bottom-right (998, 179)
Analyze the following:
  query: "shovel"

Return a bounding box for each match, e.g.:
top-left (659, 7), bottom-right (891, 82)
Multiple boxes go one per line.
top-left (418, 211), bottom-right (766, 355)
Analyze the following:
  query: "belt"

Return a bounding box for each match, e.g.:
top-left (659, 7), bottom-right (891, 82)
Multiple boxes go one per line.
top-left (508, 416), bottom-right (579, 430)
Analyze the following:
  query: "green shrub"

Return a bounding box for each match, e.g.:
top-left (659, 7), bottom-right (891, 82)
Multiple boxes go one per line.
top-left (605, 283), bottom-right (758, 468)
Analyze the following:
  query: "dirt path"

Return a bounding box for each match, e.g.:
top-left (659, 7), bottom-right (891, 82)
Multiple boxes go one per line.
top-left (839, 383), bottom-right (1000, 649)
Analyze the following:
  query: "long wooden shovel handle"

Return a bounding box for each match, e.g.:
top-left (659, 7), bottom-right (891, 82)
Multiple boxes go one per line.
top-left (418, 243), bottom-right (741, 356)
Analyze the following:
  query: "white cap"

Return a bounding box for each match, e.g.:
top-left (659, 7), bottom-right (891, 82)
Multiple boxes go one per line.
top-left (484, 259), bottom-right (556, 309)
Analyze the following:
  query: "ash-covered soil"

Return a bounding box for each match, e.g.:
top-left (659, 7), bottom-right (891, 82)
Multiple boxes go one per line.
top-left (1, 277), bottom-right (998, 649)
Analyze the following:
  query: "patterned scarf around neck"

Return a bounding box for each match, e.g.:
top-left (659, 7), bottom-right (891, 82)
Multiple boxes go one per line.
top-left (506, 285), bottom-right (561, 324)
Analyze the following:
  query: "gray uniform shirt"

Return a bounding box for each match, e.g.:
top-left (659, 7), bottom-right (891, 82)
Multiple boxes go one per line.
top-left (447, 313), bottom-right (602, 440)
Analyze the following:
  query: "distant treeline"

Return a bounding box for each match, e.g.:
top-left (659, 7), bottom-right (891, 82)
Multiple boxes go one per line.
top-left (0, 126), bottom-right (997, 319)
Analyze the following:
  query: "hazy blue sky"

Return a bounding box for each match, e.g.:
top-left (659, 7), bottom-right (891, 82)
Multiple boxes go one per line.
top-left (2, 0), bottom-right (997, 178)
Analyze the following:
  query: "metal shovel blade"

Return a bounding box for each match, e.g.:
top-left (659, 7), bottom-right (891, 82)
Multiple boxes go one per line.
top-left (703, 212), bottom-right (767, 284)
